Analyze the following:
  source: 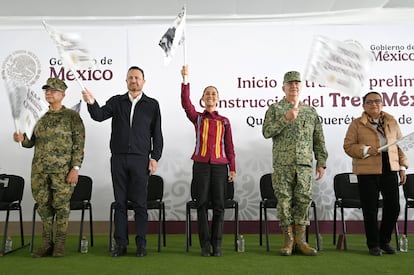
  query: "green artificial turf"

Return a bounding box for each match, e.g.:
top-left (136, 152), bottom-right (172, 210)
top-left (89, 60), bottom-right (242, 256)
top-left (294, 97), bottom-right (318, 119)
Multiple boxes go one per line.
top-left (0, 234), bottom-right (413, 275)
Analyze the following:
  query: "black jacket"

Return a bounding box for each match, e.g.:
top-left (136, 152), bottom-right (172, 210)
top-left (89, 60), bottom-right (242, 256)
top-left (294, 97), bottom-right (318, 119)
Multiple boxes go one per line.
top-left (87, 92), bottom-right (163, 161)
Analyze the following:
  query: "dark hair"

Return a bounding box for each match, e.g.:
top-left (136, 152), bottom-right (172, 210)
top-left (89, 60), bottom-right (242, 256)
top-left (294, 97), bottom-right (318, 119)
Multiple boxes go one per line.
top-left (203, 85), bottom-right (219, 96)
top-left (128, 66), bottom-right (145, 79)
top-left (362, 91), bottom-right (382, 104)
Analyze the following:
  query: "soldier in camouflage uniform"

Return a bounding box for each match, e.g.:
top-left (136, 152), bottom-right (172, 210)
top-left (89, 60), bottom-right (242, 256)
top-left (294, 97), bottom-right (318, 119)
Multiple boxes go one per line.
top-left (262, 71), bottom-right (328, 256)
top-left (13, 78), bottom-right (85, 257)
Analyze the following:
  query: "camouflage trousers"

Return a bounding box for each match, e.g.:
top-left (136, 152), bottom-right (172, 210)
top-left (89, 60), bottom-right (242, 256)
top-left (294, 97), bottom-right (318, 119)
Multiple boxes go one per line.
top-left (31, 172), bottom-right (74, 233)
top-left (272, 165), bottom-right (313, 227)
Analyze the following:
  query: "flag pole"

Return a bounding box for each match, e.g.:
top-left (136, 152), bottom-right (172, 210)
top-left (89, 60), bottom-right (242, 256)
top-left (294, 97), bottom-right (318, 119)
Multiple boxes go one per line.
top-left (13, 120), bottom-right (22, 148)
top-left (183, 26), bottom-right (187, 65)
top-left (68, 65), bottom-right (86, 91)
top-left (183, 6), bottom-right (187, 65)
top-left (363, 141), bottom-right (397, 159)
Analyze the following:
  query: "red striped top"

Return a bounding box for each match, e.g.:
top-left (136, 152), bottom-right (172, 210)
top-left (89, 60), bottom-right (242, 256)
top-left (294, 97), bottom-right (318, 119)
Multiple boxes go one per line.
top-left (181, 83), bottom-right (236, 172)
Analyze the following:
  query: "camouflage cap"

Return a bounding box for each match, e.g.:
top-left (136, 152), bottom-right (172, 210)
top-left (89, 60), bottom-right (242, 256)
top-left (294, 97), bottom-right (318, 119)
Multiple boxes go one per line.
top-left (283, 71), bottom-right (301, 83)
top-left (41, 78), bottom-right (68, 91)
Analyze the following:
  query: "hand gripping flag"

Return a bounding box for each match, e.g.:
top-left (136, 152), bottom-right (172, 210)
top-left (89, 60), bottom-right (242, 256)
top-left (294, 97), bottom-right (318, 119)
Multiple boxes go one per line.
top-left (304, 35), bottom-right (374, 96)
top-left (42, 21), bottom-right (95, 90)
top-left (363, 132), bottom-right (414, 159)
top-left (159, 6), bottom-right (186, 65)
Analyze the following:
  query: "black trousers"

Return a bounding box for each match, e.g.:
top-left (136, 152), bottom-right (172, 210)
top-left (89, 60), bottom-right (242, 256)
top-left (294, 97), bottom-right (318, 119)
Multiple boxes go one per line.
top-left (111, 154), bottom-right (149, 247)
top-left (192, 161), bottom-right (228, 249)
top-left (357, 153), bottom-right (400, 249)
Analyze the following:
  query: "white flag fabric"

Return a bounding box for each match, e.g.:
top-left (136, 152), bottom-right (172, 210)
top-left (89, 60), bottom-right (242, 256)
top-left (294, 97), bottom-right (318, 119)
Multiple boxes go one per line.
top-left (42, 21), bottom-right (95, 89)
top-left (159, 6), bottom-right (186, 65)
top-left (304, 35), bottom-right (373, 96)
top-left (71, 100), bottom-right (82, 113)
top-left (5, 81), bottom-right (48, 139)
top-left (396, 132), bottom-right (414, 153)
top-left (393, 132), bottom-right (414, 167)
top-left (6, 80), bottom-right (26, 120)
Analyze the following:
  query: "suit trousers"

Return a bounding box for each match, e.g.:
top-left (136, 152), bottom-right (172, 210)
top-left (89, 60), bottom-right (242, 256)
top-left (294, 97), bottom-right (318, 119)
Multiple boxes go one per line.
top-left (357, 152), bottom-right (400, 249)
top-left (192, 161), bottom-right (228, 249)
top-left (111, 154), bottom-right (149, 247)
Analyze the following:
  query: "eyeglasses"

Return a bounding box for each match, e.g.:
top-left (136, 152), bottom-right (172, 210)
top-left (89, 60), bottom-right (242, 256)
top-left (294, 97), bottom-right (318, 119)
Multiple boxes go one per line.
top-left (364, 99), bottom-right (382, 105)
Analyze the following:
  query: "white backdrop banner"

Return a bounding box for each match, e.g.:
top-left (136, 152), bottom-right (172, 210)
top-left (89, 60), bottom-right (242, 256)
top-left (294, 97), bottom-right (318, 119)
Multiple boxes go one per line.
top-left (1, 22), bottom-right (413, 223)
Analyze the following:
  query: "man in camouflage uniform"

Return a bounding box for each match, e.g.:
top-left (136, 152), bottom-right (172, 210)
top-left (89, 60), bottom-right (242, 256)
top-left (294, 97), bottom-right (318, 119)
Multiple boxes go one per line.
top-left (262, 71), bottom-right (328, 256)
top-left (13, 78), bottom-right (85, 257)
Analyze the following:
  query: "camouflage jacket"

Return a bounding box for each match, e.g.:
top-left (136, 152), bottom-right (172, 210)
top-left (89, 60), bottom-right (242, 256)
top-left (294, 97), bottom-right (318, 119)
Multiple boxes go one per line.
top-left (22, 106), bottom-right (85, 174)
top-left (262, 98), bottom-right (328, 168)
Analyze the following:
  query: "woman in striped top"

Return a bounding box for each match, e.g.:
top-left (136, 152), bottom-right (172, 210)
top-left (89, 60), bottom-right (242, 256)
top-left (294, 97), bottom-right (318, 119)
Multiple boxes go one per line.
top-left (181, 65), bottom-right (236, 257)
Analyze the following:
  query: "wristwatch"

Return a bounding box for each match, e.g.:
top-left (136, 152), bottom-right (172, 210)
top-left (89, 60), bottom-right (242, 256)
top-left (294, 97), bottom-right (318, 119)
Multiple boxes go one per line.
top-left (73, 166), bottom-right (80, 171)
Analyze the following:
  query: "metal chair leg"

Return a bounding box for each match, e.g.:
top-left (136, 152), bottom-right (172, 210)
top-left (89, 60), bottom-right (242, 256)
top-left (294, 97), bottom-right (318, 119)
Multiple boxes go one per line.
top-left (340, 207), bottom-right (347, 250)
top-left (259, 202), bottom-right (263, 246)
top-left (395, 223), bottom-right (400, 251)
top-left (157, 206), bottom-right (162, 252)
top-left (89, 204), bottom-right (94, 247)
top-left (404, 205), bottom-right (408, 236)
top-left (162, 203), bottom-right (166, 247)
top-left (333, 203), bottom-right (337, 245)
top-left (264, 206), bottom-right (270, 252)
top-left (313, 203), bottom-right (320, 251)
top-left (234, 203), bottom-right (239, 251)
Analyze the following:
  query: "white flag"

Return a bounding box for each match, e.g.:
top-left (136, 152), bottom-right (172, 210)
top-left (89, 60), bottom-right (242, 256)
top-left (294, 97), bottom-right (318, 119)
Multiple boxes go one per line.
top-left (71, 100), bottom-right (82, 113)
top-left (363, 132), bottom-right (414, 159)
top-left (42, 21), bottom-right (95, 89)
top-left (6, 80), bottom-right (26, 120)
top-left (394, 132), bottom-right (414, 167)
top-left (304, 35), bottom-right (373, 96)
top-left (5, 81), bottom-right (48, 139)
top-left (159, 6), bottom-right (186, 65)
top-left (396, 132), bottom-right (414, 153)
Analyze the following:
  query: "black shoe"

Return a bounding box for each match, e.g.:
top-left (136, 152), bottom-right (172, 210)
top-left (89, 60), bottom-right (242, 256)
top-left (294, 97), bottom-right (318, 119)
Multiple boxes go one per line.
top-left (201, 246), bottom-right (210, 257)
top-left (111, 246), bottom-right (127, 257)
top-left (211, 251), bottom-right (222, 256)
top-left (136, 246), bottom-right (147, 257)
top-left (380, 243), bottom-right (396, 254)
top-left (211, 247), bottom-right (222, 257)
top-left (369, 247), bottom-right (382, 256)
